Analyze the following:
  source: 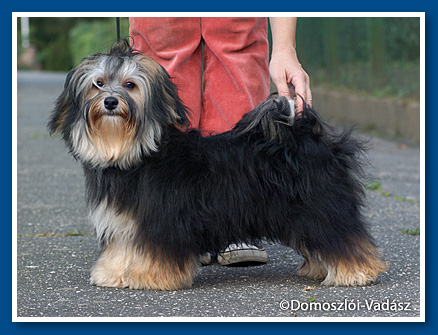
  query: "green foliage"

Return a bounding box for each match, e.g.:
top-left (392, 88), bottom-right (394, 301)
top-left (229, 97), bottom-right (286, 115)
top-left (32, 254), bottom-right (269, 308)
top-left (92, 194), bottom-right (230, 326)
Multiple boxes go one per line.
top-left (296, 17), bottom-right (420, 99)
top-left (368, 17), bottom-right (385, 86)
top-left (400, 228), bottom-right (420, 236)
top-left (364, 180), bottom-right (382, 191)
top-left (19, 17), bottom-right (129, 71)
top-left (45, 36), bottom-right (73, 71)
top-left (69, 18), bottom-right (130, 66)
top-left (27, 17), bottom-right (77, 71)
top-left (364, 180), bottom-right (419, 205)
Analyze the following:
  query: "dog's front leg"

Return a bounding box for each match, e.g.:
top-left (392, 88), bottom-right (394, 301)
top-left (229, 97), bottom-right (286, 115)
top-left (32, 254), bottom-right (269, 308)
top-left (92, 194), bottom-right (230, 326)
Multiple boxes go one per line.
top-left (90, 240), bottom-right (199, 291)
top-left (90, 240), bottom-right (133, 289)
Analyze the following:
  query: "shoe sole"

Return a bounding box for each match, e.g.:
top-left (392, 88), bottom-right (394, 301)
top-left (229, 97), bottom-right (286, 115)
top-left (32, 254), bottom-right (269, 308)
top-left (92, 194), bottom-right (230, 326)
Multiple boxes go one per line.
top-left (217, 248), bottom-right (268, 266)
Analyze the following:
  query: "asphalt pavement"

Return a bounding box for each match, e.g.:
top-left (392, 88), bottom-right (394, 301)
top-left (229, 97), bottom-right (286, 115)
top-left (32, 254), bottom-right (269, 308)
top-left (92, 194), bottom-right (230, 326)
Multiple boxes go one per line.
top-left (15, 71), bottom-right (422, 319)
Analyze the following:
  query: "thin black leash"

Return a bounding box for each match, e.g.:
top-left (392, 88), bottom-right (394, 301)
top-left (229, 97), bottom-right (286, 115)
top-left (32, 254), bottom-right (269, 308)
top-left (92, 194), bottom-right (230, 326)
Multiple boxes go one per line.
top-left (116, 17), bottom-right (121, 43)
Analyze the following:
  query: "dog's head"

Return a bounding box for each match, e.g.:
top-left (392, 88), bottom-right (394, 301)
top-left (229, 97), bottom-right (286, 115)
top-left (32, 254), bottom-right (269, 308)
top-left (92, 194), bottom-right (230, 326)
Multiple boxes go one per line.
top-left (48, 39), bottom-right (190, 169)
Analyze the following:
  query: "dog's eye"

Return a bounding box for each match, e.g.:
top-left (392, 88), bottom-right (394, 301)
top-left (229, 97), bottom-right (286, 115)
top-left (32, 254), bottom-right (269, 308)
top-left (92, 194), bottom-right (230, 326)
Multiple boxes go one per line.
top-left (124, 82), bottom-right (136, 89)
top-left (94, 80), bottom-right (104, 88)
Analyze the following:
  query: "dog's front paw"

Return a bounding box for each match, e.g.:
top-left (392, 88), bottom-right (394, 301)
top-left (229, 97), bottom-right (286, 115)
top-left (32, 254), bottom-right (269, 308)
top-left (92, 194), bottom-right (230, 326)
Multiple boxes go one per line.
top-left (297, 259), bottom-right (327, 280)
top-left (90, 266), bottom-right (127, 288)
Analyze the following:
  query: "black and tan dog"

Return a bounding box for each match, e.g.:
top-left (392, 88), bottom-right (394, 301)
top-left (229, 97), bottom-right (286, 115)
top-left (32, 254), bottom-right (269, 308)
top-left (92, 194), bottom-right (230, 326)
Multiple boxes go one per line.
top-left (48, 40), bottom-right (387, 291)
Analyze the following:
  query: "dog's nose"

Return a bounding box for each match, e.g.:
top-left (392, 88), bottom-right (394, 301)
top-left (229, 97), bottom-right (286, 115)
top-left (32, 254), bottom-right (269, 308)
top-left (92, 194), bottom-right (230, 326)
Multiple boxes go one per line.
top-left (104, 97), bottom-right (119, 111)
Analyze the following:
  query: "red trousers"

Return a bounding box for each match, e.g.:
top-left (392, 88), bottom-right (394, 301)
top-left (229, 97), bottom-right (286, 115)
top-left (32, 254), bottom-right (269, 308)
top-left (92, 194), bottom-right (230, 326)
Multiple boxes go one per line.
top-left (129, 17), bottom-right (270, 134)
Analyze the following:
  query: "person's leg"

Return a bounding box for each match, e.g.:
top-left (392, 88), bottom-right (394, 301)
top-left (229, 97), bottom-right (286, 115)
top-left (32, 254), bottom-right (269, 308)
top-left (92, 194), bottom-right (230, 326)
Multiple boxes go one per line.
top-left (130, 17), bottom-right (269, 266)
top-left (200, 17), bottom-right (270, 134)
top-left (200, 18), bottom-right (270, 265)
top-left (129, 18), bottom-right (203, 128)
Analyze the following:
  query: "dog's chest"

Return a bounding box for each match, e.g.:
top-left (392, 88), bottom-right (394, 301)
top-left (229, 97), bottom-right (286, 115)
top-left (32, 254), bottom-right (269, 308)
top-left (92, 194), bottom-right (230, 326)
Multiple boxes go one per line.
top-left (88, 199), bottom-right (137, 245)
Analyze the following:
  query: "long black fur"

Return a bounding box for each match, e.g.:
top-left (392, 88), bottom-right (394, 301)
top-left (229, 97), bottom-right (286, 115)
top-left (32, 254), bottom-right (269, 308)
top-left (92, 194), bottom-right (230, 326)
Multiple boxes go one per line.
top-left (83, 95), bottom-right (370, 267)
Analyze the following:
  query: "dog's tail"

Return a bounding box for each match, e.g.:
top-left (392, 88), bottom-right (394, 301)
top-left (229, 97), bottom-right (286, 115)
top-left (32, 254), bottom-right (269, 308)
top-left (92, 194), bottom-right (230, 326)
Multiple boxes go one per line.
top-left (232, 94), bottom-right (328, 143)
top-left (232, 95), bottom-right (367, 176)
top-left (232, 95), bottom-right (296, 143)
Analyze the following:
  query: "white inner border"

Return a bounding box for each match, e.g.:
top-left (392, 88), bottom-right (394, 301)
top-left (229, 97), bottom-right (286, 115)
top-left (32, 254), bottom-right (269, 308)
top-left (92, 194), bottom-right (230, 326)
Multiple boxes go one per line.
top-left (12, 12), bottom-right (425, 323)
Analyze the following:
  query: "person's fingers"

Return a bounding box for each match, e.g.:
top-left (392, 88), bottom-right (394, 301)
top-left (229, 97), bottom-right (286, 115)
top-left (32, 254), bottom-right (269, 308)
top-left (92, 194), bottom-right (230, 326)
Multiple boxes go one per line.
top-left (275, 79), bottom-right (292, 100)
top-left (305, 76), bottom-right (312, 107)
top-left (291, 76), bottom-right (307, 113)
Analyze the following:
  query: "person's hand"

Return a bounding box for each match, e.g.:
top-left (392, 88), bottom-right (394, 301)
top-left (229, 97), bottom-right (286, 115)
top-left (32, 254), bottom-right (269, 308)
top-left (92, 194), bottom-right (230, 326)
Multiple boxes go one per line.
top-left (269, 49), bottom-right (312, 114)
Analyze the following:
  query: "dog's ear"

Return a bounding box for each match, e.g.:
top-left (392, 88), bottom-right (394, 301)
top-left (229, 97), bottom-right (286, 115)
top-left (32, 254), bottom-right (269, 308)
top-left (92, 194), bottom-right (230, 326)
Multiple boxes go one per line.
top-left (136, 55), bottom-right (191, 128)
top-left (48, 69), bottom-right (76, 135)
top-left (155, 66), bottom-right (191, 128)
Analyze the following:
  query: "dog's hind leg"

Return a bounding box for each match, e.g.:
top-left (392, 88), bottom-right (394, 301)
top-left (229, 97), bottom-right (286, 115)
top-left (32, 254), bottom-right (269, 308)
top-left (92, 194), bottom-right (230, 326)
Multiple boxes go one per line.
top-left (319, 236), bottom-right (388, 287)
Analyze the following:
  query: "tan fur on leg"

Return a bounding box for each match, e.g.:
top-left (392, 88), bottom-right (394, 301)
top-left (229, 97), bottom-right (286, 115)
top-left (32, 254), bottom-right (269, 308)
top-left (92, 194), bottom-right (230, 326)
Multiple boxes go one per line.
top-left (90, 241), bottom-right (198, 291)
top-left (297, 257), bottom-right (328, 280)
top-left (123, 248), bottom-right (198, 291)
top-left (90, 241), bottom-right (131, 288)
top-left (321, 239), bottom-right (388, 286)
